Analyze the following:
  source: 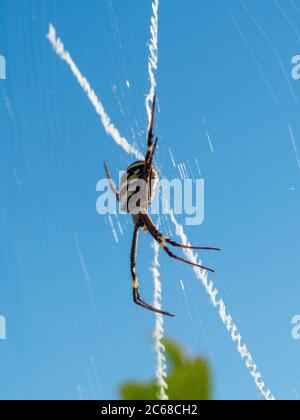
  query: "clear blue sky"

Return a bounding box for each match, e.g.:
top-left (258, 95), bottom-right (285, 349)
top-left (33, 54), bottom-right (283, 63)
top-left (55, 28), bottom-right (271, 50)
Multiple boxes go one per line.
top-left (0, 0), bottom-right (300, 400)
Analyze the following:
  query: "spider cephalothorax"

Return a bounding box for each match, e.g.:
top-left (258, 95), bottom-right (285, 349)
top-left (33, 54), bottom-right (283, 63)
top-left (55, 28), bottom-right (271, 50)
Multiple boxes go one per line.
top-left (104, 94), bottom-right (220, 317)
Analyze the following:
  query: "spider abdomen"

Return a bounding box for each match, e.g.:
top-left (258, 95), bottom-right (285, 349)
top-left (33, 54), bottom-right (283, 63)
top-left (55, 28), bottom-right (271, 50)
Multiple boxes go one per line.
top-left (119, 161), bottom-right (158, 214)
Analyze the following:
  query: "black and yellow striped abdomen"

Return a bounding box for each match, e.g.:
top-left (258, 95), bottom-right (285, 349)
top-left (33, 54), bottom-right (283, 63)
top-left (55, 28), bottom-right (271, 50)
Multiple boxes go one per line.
top-left (120, 161), bottom-right (158, 214)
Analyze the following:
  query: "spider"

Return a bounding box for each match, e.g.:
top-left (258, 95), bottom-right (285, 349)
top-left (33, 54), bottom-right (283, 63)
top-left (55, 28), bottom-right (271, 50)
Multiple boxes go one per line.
top-left (104, 95), bottom-right (220, 317)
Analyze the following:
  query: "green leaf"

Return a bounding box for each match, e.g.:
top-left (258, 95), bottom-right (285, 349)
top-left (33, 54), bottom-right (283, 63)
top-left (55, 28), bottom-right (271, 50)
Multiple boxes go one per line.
top-left (120, 383), bottom-right (158, 401)
top-left (120, 339), bottom-right (211, 401)
top-left (162, 339), bottom-right (186, 369)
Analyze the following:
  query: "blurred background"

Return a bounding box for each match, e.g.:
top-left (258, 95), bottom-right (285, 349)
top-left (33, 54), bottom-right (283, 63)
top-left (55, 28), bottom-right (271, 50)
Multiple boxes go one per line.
top-left (0, 0), bottom-right (300, 400)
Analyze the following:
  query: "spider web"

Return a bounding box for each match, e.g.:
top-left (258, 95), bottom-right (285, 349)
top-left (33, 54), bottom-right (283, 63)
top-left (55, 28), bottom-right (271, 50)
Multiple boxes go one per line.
top-left (47, 2), bottom-right (275, 398)
top-left (43, 2), bottom-right (299, 400)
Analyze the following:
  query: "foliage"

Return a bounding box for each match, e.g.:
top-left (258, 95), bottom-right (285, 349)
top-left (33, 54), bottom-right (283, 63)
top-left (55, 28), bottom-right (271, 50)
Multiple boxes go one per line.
top-left (120, 339), bottom-right (211, 400)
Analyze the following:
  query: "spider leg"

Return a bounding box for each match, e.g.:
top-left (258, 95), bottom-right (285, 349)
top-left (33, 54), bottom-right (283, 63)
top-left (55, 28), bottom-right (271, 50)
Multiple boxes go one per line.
top-left (158, 237), bottom-right (215, 273)
top-left (148, 137), bottom-right (158, 172)
top-left (131, 222), bottom-right (174, 317)
top-left (103, 161), bottom-right (120, 201)
top-left (142, 137), bottom-right (159, 206)
top-left (142, 214), bottom-right (221, 251)
top-left (143, 94), bottom-right (157, 183)
top-left (141, 215), bottom-right (216, 273)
